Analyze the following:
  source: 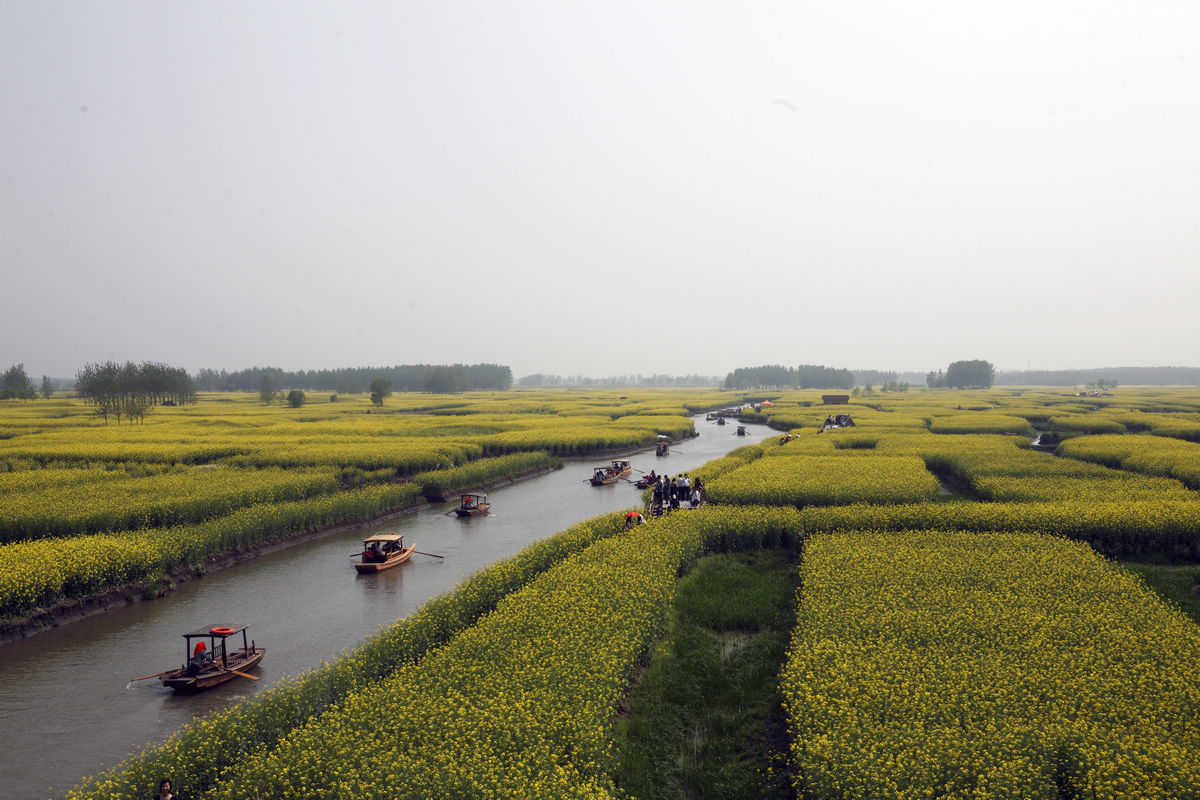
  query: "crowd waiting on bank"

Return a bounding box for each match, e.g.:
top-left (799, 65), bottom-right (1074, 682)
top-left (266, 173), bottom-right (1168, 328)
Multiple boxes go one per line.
top-left (649, 473), bottom-right (705, 517)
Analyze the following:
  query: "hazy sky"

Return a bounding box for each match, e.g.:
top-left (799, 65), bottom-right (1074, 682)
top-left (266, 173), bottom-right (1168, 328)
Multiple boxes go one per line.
top-left (3, 2), bottom-right (1197, 380)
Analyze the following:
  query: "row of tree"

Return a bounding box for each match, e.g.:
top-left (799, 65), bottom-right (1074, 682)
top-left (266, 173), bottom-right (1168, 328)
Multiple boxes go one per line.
top-left (75, 361), bottom-right (197, 424)
top-left (926, 360), bottom-right (997, 389)
top-left (12, 360), bottom-right (1199, 410)
top-left (720, 362), bottom-right (999, 391)
top-left (517, 373), bottom-right (722, 387)
top-left (995, 366), bottom-right (1200, 386)
top-left (726, 360), bottom-right (1200, 391)
top-left (853, 369), bottom-right (927, 387)
top-left (723, 364), bottom-right (856, 390)
top-left (195, 363), bottom-right (512, 394)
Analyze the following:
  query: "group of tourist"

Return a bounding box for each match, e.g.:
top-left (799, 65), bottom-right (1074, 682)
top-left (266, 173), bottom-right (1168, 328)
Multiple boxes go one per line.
top-left (817, 413), bottom-right (854, 434)
top-left (361, 539), bottom-right (402, 563)
top-left (649, 473), bottom-right (705, 516)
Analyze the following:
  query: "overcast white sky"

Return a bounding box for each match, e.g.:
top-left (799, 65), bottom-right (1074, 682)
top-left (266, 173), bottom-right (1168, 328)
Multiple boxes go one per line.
top-left (3, 1), bottom-right (1197, 380)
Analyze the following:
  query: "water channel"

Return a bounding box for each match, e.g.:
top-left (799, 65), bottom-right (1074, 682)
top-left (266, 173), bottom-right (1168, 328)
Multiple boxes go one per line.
top-left (0, 416), bottom-right (777, 800)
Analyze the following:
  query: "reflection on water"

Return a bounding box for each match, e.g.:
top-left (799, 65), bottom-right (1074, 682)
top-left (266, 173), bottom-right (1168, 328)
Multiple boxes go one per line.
top-left (0, 417), bottom-right (776, 799)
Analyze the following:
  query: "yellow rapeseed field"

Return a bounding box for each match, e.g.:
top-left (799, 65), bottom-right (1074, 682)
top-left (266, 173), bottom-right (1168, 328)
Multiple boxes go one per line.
top-left (0, 390), bottom-right (699, 617)
top-left (782, 531), bottom-right (1200, 799)
top-left (16, 386), bottom-right (1200, 798)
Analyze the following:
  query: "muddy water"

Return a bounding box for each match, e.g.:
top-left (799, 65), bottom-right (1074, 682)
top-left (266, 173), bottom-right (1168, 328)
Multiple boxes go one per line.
top-left (0, 417), bottom-right (775, 800)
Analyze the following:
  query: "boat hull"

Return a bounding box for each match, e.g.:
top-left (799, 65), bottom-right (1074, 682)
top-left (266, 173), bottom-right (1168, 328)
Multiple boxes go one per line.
top-left (454, 504), bottom-right (490, 517)
top-left (160, 648), bottom-right (265, 693)
top-left (354, 544), bottom-right (415, 573)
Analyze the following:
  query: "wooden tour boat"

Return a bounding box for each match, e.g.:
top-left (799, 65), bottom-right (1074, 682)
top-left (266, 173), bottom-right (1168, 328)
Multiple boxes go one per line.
top-left (736, 425), bottom-right (748, 436)
top-left (656, 435), bottom-right (670, 456)
top-left (591, 465), bottom-right (619, 485)
top-left (611, 459), bottom-right (633, 478)
top-left (454, 492), bottom-right (490, 517)
top-left (157, 624), bottom-right (265, 694)
top-left (355, 533), bottom-right (416, 573)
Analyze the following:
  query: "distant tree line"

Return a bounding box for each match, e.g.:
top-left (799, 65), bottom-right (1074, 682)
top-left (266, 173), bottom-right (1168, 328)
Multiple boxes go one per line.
top-left (852, 369), bottom-right (927, 387)
top-left (995, 366), bottom-right (1200, 386)
top-left (723, 364), bottom-right (854, 390)
top-left (517, 373), bottom-right (722, 387)
top-left (75, 361), bottom-right (197, 424)
top-left (195, 363), bottom-right (513, 394)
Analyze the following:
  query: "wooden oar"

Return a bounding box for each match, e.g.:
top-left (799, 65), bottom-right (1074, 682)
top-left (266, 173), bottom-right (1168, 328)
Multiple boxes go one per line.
top-left (129, 671), bottom-right (166, 682)
top-left (413, 549), bottom-right (444, 559)
top-left (228, 669), bottom-right (259, 681)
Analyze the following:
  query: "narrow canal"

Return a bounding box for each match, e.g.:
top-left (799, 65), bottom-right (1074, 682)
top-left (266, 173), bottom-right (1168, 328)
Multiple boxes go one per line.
top-left (0, 416), bottom-right (776, 799)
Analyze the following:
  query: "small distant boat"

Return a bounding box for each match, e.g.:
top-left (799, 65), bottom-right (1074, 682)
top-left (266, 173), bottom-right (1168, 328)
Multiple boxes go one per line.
top-left (656, 435), bottom-right (670, 456)
top-left (736, 425), bottom-right (748, 436)
top-left (355, 533), bottom-right (416, 573)
top-left (611, 459), bottom-right (633, 478)
top-left (716, 417), bottom-right (726, 426)
top-left (156, 624), bottom-right (265, 694)
top-left (454, 492), bottom-right (490, 517)
top-left (591, 466), bottom-right (619, 485)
